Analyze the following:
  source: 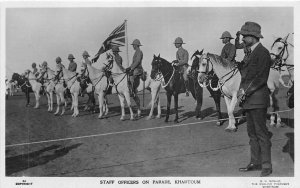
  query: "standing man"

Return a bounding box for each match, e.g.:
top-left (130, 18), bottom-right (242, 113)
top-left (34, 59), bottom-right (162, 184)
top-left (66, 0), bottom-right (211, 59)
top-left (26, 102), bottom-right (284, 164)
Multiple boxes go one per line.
top-left (67, 54), bottom-right (77, 72)
top-left (237, 22), bottom-right (273, 177)
top-left (126, 39), bottom-right (144, 99)
top-left (172, 37), bottom-right (189, 96)
top-left (220, 31), bottom-right (236, 62)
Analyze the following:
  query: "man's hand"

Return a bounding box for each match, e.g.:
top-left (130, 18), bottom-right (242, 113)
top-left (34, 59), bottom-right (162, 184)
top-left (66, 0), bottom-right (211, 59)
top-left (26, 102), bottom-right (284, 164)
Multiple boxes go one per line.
top-left (172, 60), bottom-right (179, 66)
top-left (125, 67), bottom-right (132, 73)
top-left (237, 88), bottom-right (246, 106)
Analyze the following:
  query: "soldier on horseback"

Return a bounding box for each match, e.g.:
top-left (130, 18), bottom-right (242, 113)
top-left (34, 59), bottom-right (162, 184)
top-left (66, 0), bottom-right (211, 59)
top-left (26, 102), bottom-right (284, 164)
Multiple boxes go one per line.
top-left (172, 37), bottom-right (190, 96)
top-left (32, 62), bottom-right (39, 77)
top-left (126, 39), bottom-right (144, 98)
top-left (67, 54), bottom-right (77, 72)
top-left (220, 31), bottom-right (236, 62)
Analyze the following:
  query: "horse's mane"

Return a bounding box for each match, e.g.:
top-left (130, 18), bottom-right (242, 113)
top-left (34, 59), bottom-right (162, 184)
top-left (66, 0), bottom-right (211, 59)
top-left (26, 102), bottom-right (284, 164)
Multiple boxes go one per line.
top-left (207, 53), bottom-right (235, 69)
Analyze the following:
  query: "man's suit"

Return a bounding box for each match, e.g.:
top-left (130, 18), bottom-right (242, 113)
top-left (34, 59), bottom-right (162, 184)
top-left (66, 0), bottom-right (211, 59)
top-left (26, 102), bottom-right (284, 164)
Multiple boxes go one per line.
top-left (239, 42), bottom-right (273, 169)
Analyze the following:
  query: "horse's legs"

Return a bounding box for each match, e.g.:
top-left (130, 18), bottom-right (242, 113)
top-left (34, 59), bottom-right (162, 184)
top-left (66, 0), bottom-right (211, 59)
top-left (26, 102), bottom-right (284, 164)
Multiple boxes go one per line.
top-left (212, 92), bottom-right (223, 126)
top-left (26, 88), bottom-right (30, 106)
top-left (50, 91), bottom-right (53, 111)
top-left (147, 87), bottom-right (157, 120)
top-left (54, 93), bottom-right (60, 115)
top-left (174, 93), bottom-right (179, 123)
top-left (73, 93), bottom-right (79, 117)
top-left (118, 94), bottom-right (126, 120)
top-left (34, 91), bottom-right (40, 109)
top-left (224, 96), bottom-right (237, 131)
top-left (165, 92), bottom-right (172, 122)
top-left (156, 95), bottom-right (161, 119)
top-left (104, 96), bottom-right (108, 116)
top-left (60, 92), bottom-right (66, 115)
top-left (124, 92), bottom-right (134, 120)
top-left (98, 92), bottom-right (105, 119)
top-left (46, 92), bottom-right (51, 111)
top-left (133, 95), bottom-right (141, 117)
top-left (195, 87), bottom-right (203, 120)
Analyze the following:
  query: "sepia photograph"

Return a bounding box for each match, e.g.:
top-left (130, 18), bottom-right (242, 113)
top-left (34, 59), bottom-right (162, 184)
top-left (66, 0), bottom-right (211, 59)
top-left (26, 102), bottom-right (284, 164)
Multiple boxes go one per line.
top-left (1, 1), bottom-right (298, 188)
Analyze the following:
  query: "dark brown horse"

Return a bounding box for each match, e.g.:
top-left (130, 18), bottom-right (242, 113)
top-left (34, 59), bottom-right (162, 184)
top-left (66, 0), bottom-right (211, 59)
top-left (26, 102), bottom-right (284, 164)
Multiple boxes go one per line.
top-left (151, 54), bottom-right (204, 123)
top-left (11, 73), bottom-right (33, 106)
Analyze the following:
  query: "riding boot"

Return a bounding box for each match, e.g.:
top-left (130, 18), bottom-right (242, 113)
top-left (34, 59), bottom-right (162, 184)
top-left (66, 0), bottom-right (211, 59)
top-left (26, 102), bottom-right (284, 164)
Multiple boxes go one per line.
top-left (184, 80), bottom-right (190, 97)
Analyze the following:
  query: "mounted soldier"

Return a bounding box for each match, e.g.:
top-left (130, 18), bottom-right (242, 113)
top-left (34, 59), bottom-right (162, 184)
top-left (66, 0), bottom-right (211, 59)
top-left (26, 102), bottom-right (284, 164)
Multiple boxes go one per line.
top-left (172, 37), bottom-right (190, 96)
top-left (67, 54), bottom-right (77, 72)
top-left (126, 39), bottom-right (144, 98)
top-left (32, 62), bottom-right (39, 78)
top-left (220, 31), bottom-right (236, 62)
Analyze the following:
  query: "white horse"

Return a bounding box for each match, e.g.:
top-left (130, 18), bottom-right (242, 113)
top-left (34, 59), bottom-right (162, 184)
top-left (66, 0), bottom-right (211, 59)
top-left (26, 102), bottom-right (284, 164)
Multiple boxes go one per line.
top-left (24, 70), bottom-right (42, 108)
top-left (270, 33), bottom-right (294, 86)
top-left (6, 80), bottom-right (17, 96)
top-left (59, 64), bottom-right (81, 117)
top-left (146, 76), bottom-right (162, 120)
top-left (106, 53), bottom-right (138, 120)
top-left (53, 65), bottom-right (67, 116)
top-left (198, 53), bottom-right (240, 132)
top-left (81, 62), bottom-right (109, 119)
top-left (38, 66), bottom-right (56, 112)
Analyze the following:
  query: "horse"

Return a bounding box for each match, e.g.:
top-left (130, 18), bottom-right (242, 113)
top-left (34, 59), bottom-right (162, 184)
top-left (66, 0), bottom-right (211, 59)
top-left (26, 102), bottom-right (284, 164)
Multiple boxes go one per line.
top-left (11, 73), bottom-right (33, 106)
top-left (78, 66), bottom-right (96, 112)
top-left (81, 62), bottom-right (109, 119)
top-left (23, 70), bottom-right (42, 108)
top-left (145, 74), bottom-right (162, 120)
top-left (106, 53), bottom-right (141, 120)
top-left (261, 34), bottom-right (294, 127)
top-left (198, 53), bottom-right (241, 132)
top-left (150, 54), bottom-right (205, 123)
top-left (6, 80), bottom-right (17, 97)
top-left (38, 66), bottom-right (56, 112)
top-left (191, 50), bottom-right (224, 125)
top-left (58, 64), bottom-right (81, 117)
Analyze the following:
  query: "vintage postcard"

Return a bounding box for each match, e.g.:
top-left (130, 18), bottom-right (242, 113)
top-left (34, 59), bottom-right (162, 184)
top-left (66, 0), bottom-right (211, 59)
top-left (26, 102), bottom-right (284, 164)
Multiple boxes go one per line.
top-left (1, 1), bottom-right (298, 188)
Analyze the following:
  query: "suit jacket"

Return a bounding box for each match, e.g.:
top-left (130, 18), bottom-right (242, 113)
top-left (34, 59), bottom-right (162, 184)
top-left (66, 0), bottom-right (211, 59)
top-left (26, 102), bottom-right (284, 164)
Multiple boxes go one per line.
top-left (239, 43), bottom-right (271, 109)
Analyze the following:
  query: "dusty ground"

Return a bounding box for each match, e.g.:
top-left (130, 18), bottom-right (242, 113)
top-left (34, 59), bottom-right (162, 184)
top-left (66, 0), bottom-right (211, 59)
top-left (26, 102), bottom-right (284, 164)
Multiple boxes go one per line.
top-left (5, 86), bottom-right (294, 177)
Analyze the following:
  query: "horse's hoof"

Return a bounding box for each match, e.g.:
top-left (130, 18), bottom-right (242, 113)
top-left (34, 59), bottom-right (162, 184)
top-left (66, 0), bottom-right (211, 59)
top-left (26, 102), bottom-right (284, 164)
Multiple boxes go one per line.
top-left (196, 117), bottom-right (203, 120)
top-left (146, 116), bottom-right (152, 120)
top-left (120, 117), bottom-right (125, 121)
top-left (156, 115), bottom-right (161, 119)
top-left (216, 121), bottom-right (222, 126)
top-left (225, 128), bottom-right (237, 133)
top-left (98, 116), bottom-right (104, 119)
top-left (130, 117), bottom-right (135, 121)
top-left (276, 123), bottom-right (282, 128)
top-left (269, 123), bottom-right (275, 127)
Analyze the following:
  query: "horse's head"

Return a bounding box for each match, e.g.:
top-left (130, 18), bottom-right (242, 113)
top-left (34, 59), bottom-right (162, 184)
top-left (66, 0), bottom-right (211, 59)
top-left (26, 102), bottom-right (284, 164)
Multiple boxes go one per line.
top-left (150, 54), bottom-right (163, 79)
top-left (270, 34), bottom-right (293, 65)
top-left (191, 49), bottom-right (204, 71)
top-left (11, 73), bottom-right (20, 82)
top-left (197, 53), bottom-right (213, 85)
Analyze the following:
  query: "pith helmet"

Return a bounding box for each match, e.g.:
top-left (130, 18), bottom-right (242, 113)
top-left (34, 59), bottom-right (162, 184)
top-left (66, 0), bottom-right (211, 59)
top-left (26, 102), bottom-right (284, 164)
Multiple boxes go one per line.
top-left (131, 39), bottom-right (142, 46)
top-left (32, 62), bottom-right (36, 67)
top-left (56, 57), bottom-right (62, 62)
top-left (220, 31), bottom-right (233, 39)
top-left (82, 51), bottom-right (90, 57)
top-left (42, 61), bottom-right (48, 67)
top-left (239, 21), bottom-right (263, 38)
top-left (68, 54), bottom-right (75, 59)
top-left (111, 46), bottom-right (121, 52)
top-left (174, 37), bottom-right (185, 44)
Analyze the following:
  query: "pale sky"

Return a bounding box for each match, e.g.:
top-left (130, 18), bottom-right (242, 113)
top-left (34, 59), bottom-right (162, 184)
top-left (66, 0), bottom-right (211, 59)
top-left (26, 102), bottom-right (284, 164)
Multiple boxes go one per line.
top-left (5, 7), bottom-right (293, 79)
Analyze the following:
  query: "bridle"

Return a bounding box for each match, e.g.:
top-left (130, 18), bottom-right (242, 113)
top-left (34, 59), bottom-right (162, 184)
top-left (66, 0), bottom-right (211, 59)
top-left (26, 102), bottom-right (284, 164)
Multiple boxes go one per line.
top-left (153, 58), bottom-right (175, 88)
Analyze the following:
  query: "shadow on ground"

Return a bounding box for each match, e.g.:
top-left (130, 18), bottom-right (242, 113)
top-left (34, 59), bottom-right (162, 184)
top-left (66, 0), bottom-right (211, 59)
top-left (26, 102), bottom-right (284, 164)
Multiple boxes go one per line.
top-left (6, 143), bottom-right (82, 176)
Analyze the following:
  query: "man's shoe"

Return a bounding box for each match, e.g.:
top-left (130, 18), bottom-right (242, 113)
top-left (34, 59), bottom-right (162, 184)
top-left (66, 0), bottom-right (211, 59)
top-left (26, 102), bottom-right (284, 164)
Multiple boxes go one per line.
top-left (260, 168), bottom-right (272, 177)
top-left (239, 163), bottom-right (262, 172)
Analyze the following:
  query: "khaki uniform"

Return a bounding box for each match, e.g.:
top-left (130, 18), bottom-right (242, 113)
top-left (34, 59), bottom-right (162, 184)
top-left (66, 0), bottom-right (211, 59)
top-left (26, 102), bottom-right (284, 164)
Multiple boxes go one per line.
top-left (114, 54), bottom-right (125, 72)
top-left (68, 61), bottom-right (77, 72)
top-left (221, 42), bottom-right (236, 62)
top-left (129, 48), bottom-right (143, 83)
top-left (176, 47), bottom-right (189, 81)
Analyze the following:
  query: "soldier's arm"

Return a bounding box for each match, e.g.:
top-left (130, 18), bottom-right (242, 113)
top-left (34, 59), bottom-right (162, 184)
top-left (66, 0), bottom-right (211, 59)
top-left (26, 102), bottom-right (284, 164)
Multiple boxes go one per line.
top-left (130, 51), bottom-right (143, 70)
top-left (115, 57), bottom-right (125, 72)
top-left (227, 45), bottom-right (236, 61)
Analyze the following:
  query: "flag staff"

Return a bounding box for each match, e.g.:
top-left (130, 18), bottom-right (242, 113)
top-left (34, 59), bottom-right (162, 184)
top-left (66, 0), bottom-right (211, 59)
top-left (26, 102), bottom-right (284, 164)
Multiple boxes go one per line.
top-left (125, 19), bottom-right (129, 68)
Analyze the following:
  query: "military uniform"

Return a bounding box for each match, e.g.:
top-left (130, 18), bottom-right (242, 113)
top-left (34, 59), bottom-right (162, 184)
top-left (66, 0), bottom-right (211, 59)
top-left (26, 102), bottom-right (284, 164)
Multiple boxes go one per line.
top-left (129, 47), bottom-right (143, 83)
top-left (68, 61), bottom-right (77, 72)
top-left (176, 46), bottom-right (189, 80)
top-left (114, 53), bottom-right (125, 72)
top-left (221, 42), bottom-right (236, 62)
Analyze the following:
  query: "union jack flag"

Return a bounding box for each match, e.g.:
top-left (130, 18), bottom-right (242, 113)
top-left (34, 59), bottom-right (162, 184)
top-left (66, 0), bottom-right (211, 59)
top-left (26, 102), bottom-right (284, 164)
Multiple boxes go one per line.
top-left (92, 21), bottom-right (126, 63)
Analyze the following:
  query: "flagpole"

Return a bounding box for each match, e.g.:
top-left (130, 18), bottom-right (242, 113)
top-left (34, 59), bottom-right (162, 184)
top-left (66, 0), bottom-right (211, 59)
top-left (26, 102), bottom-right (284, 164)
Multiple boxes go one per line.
top-left (125, 20), bottom-right (129, 68)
